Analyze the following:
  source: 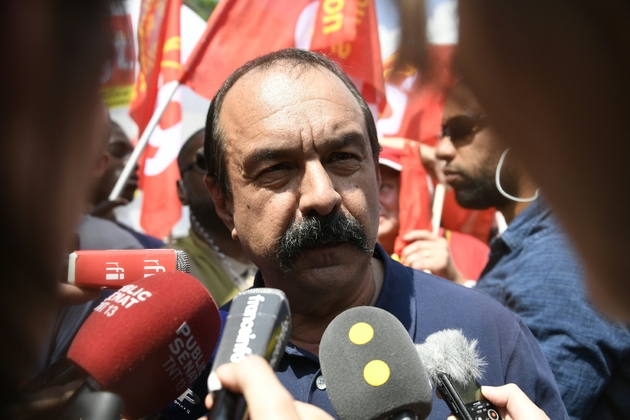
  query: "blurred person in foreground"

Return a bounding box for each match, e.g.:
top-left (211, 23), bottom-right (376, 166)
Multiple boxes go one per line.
top-left (164, 48), bottom-right (568, 420)
top-left (0, 0), bottom-right (121, 415)
top-left (393, 1), bottom-right (630, 417)
top-left (436, 79), bottom-right (630, 419)
top-left (90, 119), bottom-right (164, 248)
top-left (377, 145), bottom-right (489, 285)
top-left (171, 128), bottom-right (255, 305)
top-left (396, 0), bottom-right (630, 323)
top-left (25, 113), bottom-right (149, 385)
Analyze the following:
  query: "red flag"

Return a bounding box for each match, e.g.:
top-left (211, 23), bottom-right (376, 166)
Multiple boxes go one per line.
top-left (393, 140), bottom-right (432, 257)
top-left (178, 0), bottom-right (384, 112)
top-left (378, 47), bottom-right (453, 146)
top-left (129, 0), bottom-right (183, 239)
top-left (310, 0), bottom-right (385, 111)
top-left (101, 12), bottom-right (136, 109)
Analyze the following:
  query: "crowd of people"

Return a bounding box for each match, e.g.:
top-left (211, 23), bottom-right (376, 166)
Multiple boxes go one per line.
top-left (2, 0), bottom-right (630, 419)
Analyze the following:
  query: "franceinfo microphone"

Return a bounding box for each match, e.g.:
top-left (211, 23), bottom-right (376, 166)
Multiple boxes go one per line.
top-left (207, 288), bottom-right (291, 420)
top-left (67, 249), bottom-right (190, 288)
top-left (415, 329), bottom-right (502, 420)
top-left (67, 271), bottom-right (221, 419)
top-left (319, 306), bottom-right (433, 420)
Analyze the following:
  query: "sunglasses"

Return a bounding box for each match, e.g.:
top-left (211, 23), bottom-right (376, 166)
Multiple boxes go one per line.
top-left (181, 147), bottom-right (207, 175)
top-left (440, 114), bottom-right (488, 141)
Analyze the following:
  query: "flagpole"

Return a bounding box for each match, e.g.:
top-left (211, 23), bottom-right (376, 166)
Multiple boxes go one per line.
top-left (108, 80), bottom-right (181, 201)
top-left (431, 183), bottom-right (445, 236)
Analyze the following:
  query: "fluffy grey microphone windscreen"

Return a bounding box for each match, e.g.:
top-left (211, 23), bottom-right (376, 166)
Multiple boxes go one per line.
top-left (415, 329), bottom-right (487, 388)
top-left (319, 306), bottom-right (433, 420)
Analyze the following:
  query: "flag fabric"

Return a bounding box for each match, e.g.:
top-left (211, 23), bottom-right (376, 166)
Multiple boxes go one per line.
top-left (129, 0), bottom-right (184, 239)
top-left (101, 11), bottom-right (136, 109)
top-left (178, 0), bottom-right (385, 112)
top-left (310, 0), bottom-right (385, 111)
top-left (393, 140), bottom-right (432, 257)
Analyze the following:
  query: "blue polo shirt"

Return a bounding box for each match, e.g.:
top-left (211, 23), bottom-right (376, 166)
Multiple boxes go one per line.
top-left (161, 244), bottom-right (568, 420)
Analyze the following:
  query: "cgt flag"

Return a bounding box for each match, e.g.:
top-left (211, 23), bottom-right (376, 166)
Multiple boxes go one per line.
top-left (178, 0), bottom-right (385, 112)
top-left (129, 0), bottom-right (184, 239)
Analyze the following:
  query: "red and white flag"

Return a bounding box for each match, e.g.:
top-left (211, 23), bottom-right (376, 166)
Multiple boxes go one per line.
top-left (129, 0), bottom-right (184, 239)
top-left (178, 0), bottom-right (385, 112)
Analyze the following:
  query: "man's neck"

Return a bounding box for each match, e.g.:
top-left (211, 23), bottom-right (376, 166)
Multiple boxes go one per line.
top-left (283, 257), bottom-right (384, 357)
top-left (498, 200), bottom-right (532, 225)
top-left (497, 168), bottom-right (538, 225)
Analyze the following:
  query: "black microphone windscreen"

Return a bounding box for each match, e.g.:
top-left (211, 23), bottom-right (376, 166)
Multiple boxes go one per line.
top-left (320, 306), bottom-right (433, 420)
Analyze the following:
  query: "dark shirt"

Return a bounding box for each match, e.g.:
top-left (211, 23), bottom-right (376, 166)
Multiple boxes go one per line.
top-left (476, 198), bottom-right (630, 419)
top-left (117, 221), bottom-right (164, 249)
top-left (162, 244), bottom-right (568, 420)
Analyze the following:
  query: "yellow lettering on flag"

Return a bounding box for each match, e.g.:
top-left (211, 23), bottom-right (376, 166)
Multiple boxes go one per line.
top-left (160, 60), bottom-right (182, 70)
top-left (163, 36), bottom-right (181, 53)
top-left (331, 42), bottom-right (352, 59)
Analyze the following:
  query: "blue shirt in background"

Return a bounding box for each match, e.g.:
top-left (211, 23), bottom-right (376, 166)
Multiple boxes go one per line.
top-left (476, 198), bottom-right (630, 419)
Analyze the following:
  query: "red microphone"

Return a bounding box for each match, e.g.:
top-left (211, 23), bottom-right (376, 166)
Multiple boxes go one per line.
top-left (67, 249), bottom-right (190, 288)
top-left (67, 271), bottom-right (220, 419)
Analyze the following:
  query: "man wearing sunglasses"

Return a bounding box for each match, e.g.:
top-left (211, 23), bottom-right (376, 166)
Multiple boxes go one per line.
top-left (436, 81), bottom-right (630, 419)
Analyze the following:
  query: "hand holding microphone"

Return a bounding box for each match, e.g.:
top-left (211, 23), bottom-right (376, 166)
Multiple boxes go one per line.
top-left (471, 384), bottom-right (550, 420)
top-left (416, 329), bottom-right (502, 420)
top-left (203, 356), bottom-right (333, 420)
top-left (206, 288), bottom-right (292, 420)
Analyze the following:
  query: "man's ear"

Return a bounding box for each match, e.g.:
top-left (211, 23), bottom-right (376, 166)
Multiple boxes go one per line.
top-left (93, 152), bottom-right (110, 178)
top-left (176, 179), bottom-right (188, 205)
top-left (204, 175), bottom-right (235, 234)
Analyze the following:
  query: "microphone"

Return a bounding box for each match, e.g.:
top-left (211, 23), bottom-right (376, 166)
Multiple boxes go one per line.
top-left (67, 270), bottom-right (221, 419)
top-left (56, 388), bottom-right (125, 420)
top-left (67, 249), bottom-right (190, 288)
top-left (319, 306), bottom-right (433, 420)
top-left (207, 288), bottom-right (291, 420)
top-left (415, 329), bottom-right (502, 420)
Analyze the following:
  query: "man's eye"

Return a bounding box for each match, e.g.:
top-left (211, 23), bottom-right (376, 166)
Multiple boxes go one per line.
top-left (330, 152), bottom-right (358, 162)
top-left (332, 153), bottom-right (354, 160)
top-left (262, 163), bottom-right (290, 173)
top-left (257, 163), bottom-right (293, 181)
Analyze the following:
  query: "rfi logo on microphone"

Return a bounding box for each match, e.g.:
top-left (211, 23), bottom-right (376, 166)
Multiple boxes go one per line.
top-left (144, 260), bottom-right (166, 277)
top-left (105, 262), bottom-right (124, 280)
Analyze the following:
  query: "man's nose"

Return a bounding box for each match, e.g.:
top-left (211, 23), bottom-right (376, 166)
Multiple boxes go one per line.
top-left (435, 136), bottom-right (456, 162)
top-left (299, 162), bottom-right (342, 217)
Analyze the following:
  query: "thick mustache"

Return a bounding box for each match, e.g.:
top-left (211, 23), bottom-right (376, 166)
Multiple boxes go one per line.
top-left (274, 212), bottom-right (373, 272)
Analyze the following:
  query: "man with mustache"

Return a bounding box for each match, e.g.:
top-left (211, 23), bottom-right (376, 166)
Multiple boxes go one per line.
top-left (436, 80), bottom-right (630, 419)
top-left (163, 48), bottom-right (568, 420)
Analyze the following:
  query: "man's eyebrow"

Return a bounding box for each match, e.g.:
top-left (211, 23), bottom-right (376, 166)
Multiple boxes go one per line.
top-left (247, 147), bottom-right (292, 164)
top-left (246, 131), bottom-right (367, 164)
top-left (327, 131), bottom-right (366, 150)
